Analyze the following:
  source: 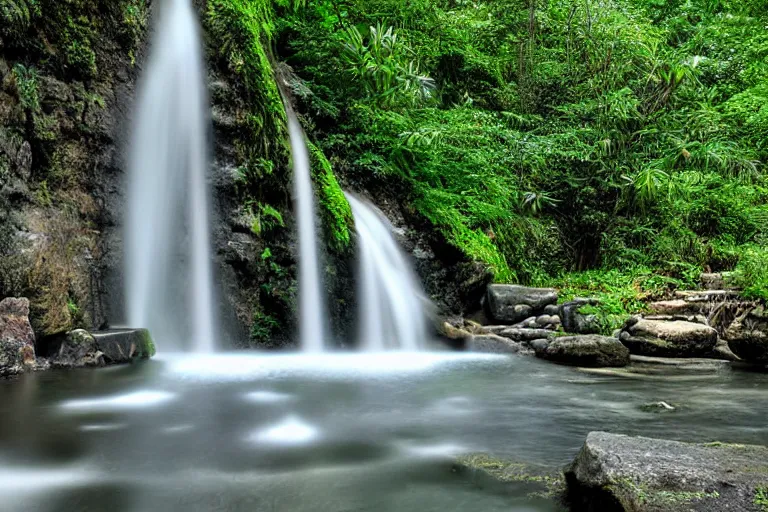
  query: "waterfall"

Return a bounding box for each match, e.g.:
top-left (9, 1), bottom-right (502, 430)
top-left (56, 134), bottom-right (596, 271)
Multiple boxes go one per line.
top-left (287, 114), bottom-right (326, 352)
top-left (125, 0), bottom-right (216, 352)
top-left (346, 194), bottom-right (428, 351)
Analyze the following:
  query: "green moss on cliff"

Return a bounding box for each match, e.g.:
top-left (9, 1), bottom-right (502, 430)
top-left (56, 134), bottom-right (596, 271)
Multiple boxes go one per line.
top-left (308, 140), bottom-right (352, 252)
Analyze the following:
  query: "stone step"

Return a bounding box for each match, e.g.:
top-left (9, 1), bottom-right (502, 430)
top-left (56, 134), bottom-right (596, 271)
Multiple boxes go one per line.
top-left (673, 289), bottom-right (740, 301)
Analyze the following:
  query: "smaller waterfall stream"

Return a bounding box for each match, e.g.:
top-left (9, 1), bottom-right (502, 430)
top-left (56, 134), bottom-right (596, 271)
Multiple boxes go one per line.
top-left (125, 0), bottom-right (215, 352)
top-left (346, 194), bottom-right (429, 350)
top-left (288, 114), bottom-right (327, 352)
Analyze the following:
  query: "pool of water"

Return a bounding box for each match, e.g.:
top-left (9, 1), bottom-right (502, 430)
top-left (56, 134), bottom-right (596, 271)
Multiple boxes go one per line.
top-left (0, 352), bottom-right (766, 511)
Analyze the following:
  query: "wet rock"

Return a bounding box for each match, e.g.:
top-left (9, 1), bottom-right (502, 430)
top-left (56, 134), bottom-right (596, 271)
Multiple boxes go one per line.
top-left (437, 321), bottom-right (473, 345)
top-left (618, 318), bottom-right (717, 357)
top-left (559, 298), bottom-right (601, 334)
top-left (485, 285), bottom-right (557, 324)
top-left (467, 334), bottom-right (531, 354)
top-left (49, 329), bottom-right (104, 369)
top-left (639, 401), bottom-right (676, 412)
top-left (92, 329), bottom-right (155, 364)
top-left (566, 431), bottom-right (768, 511)
top-left (535, 315), bottom-right (555, 327)
top-left (534, 335), bottom-right (630, 367)
top-left (461, 319), bottom-right (488, 335)
top-left (724, 305), bottom-right (768, 364)
top-left (497, 327), bottom-right (554, 342)
top-left (712, 338), bottom-right (740, 362)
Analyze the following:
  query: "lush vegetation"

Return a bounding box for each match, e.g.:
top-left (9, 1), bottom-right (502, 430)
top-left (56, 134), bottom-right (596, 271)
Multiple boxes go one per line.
top-left (254, 0), bottom-right (768, 314)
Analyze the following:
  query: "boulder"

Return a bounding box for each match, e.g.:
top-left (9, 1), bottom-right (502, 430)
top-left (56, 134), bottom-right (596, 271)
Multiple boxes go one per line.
top-left (92, 329), bottom-right (156, 363)
top-left (566, 431), bottom-right (768, 511)
top-left (467, 334), bottom-right (531, 354)
top-left (543, 304), bottom-right (560, 316)
top-left (559, 298), bottom-right (601, 334)
top-left (0, 297), bottom-right (35, 348)
top-left (647, 299), bottom-right (702, 316)
top-left (0, 297), bottom-right (36, 377)
top-left (534, 335), bottom-right (630, 367)
top-left (485, 285), bottom-right (557, 324)
top-left (618, 318), bottom-right (717, 357)
top-left (700, 272), bottom-right (730, 290)
top-left (497, 327), bottom-right (555, 342)
top-left (49, 329), bottom-right (104, 369)
top-left (724, 305), bottom-right (768, 364)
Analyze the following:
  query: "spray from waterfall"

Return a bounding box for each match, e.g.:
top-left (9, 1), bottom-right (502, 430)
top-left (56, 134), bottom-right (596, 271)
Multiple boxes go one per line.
top-left (345, 194), bottom-right (428, 351)
top-left (125, 0), bottom-right (216, 352)
top-left (287, 113), bottom-right (327, 352)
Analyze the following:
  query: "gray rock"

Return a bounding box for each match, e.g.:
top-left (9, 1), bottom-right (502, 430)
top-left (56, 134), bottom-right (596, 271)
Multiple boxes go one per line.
top-left (534, 335), bottom-right (630, 367)
top-left (535, 315), bottom-right (554, 327)
top-left (543, 304), bottom-right (560, 316)
top-left (647, 299), bottom-right (703, 316)
top-left (566, 431), bottom-right (768, 511)
top-left (497, 327), bottom-right (554, 342)
top-left (50, 330), bottom-right (104, 369)
top-left (92, 329), bottom-right (155, 363)
top-left (700, 272), bottom-right (727, 290)
top-left (724, 305), bottom-right (768, 364)
top-left (559, 298), bottom-right (601, 334)
top-left (485, 285), bottom-right (557, 324)
top-left (14, 140), bottom-right (32, 180)
top-left (529, 338), bottom-right (550, 351)
top-left (639, 401), bottom-right (676, 412)
top-left (619, 318), bottom-right (717, 357)
top-left (467, 334), bottom-right (530, 354)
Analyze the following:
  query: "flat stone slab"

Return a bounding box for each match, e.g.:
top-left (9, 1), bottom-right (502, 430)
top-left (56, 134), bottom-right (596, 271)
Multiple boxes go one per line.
top-left (467, 334), bottom-right (531, 354)
top-left (619, 319), bottom-right (717, 357)
top-left (92, 328), bottom-right (155, 363)
top-left (566, 431), bottom-right (768, 511)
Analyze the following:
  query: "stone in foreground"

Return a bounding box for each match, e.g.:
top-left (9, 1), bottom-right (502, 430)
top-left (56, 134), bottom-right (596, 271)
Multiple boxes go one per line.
top-left (619, 318), bottom-right (717, 357)
top-left (566, 431), bottom-right (768, 512)
top-left (534, 335), bottom-right (630, 367)
top-left (485, 285), bottom-right (557, 324)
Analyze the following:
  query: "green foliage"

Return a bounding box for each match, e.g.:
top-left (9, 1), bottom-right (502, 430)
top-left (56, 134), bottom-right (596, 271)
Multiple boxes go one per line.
top-left (307, 141), bottom-right (352, 252)
top-left (339, 23), bottom-right (434, 108)
top-left (12, 63), bottom-right (40, 111)
top-left (276, 0), bottom-right (768, 289)
top-left (756, 486), bottom-right (768, 511)
top-left (731, 246), bottom-right (768, 300)
top-left (250, 310), bottom-right (280, 344)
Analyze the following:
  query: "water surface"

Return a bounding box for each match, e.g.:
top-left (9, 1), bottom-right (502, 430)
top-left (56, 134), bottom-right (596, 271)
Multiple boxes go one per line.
top-left (1, 352), bottom-right (766, 511)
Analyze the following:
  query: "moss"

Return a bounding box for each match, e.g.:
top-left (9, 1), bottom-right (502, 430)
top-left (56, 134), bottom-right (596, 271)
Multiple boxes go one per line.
top-left (454, 453), bottom-right (564, 498)
top-left (135, 329), bottom-right (156, 358)
top-left (606, 477), bottom-right (720, 508)
top-left (307, 141), bottom-right (353, 252)
top-left (755, 486), bottom-right (768, 511)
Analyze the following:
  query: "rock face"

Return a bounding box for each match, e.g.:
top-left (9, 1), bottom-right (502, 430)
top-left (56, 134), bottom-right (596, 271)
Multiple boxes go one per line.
top-left (724, 306), bottom-right (768, 364)
top-left (485, 285), bottom-right (557, 324)
top-left (0, 297), bottom-right (36, 377)
top-left (559, 298), bottom-right (601, 334)
top-left (534, 335), bottom-right (630, 367)
top-left (618, 318), bottom-right (717, 357)
top-left (566, 431), bottom-right (768, 512)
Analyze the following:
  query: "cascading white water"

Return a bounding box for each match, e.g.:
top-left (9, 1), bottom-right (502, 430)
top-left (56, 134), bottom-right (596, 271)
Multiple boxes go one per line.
top-left (345, 194), bottom-right (429, 351)
top-left (287, 113), bottom-right (326, 352)
top-left (125, 0), bottom-right (216, 352)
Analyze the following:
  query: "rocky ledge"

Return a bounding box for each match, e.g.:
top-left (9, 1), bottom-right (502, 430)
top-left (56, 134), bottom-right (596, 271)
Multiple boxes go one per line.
top-left (566, 431), bottom-right (768, 511)
top-left (1, 296), bottom-right (155, 377)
